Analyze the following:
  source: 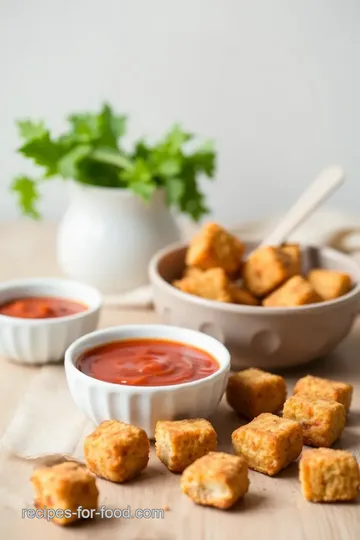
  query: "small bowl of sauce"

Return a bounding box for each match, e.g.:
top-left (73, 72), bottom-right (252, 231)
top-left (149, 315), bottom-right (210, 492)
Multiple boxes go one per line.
top-left (0, 297), bottom-right (87, 319)
top-left (76, 338), bottom-right (220, 387)
top-left (0, 278), bottom-right (102, 364)
top-left (65, 325), bottom-right (230, 437)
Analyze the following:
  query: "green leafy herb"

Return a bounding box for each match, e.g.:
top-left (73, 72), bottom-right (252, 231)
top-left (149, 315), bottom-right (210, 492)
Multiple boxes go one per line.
top-left (11, 176), bottom-right (40, 219)
top-left (11, 104), bottom-right (216, 220)
top-left (17, 120), bottom-right (47, 141)
top-left (57, 144), bottom-right (92, 179)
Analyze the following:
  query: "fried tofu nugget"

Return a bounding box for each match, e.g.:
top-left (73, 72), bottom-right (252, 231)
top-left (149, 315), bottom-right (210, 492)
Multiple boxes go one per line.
top-left (299, 448), bottom-right (360, 502)
top-left (186, 222), bottom-right (244, 275)
top-left (281, 243), bottom-right (301, 275)
top-left (308, 269), bottom-right (352, 300)
top-left (31, 462), bottom-right (98, 526)
top-left (283, 395), bottom-right (346, 447)
top-left (232, 413), bottom-right (303, 476)
top-left (173, 267), bottom-right (232, 302)
top-left (228, 284), bottom-right (259, 306)
top-left (243, 246), bottom-right (295, 297)
top-left (84, 420), bottom-right (150, 483)
top-left (183, 267), bottom-right (203, 278)
top-left (263, 275), bottom-right (321, 307)
top-left (155, 419), bottom-right (217, 472)
top-left (181, 451), bottom-right (249, 509)
top-left (226, 368), bottom-right (287, 419)
top-left (293, 375), bottom-right (353, 411)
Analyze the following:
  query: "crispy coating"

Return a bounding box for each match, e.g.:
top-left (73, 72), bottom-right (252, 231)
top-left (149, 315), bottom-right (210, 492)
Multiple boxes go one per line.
top-left (299, 448), bottom-right (360, 502)
top-left (243, 246), bottom-right (294, 297)
top-left (308, 269), bottom-right (352, 300)
top-left (155, 418), bottom-right (217, 473)
top-left (183, 267), bottom-right (203, 279)
top-left (293, 375), bottom-right (353, 411)
top-left (232, 413), bottom-right (303, 476)
top-left (30, 461), bottom-right (98, 526)
top-left (186, 222), bottom-right (244, 275)
top-left (263, 275), bottom-right (321, 307)
top-left (281, 243), bottom-right (302, 275)
top-left (283, 395), bottom-right (345, 447)
top-left (228, 284), bottom-right (259, 306)
top-left (173, 267), bottom-right (232, 302)
top-left (226, 368), bottom-right (287, 419)
top-left (181, 451), bottom-right (249, 509)
top-left (84, 420), bottom-right (149, 483)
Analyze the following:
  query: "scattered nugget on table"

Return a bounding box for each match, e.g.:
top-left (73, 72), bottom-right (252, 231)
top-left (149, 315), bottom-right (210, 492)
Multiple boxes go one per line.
top-left (293, 374), bottom-right (353, 411)
top-left (31, 461), bottom-right (98, 526)
top-left (186, 222), bottom-right (244, 275)
top-left (181, 451), bottom-right (249, 509)
top-left (232, 413), bottom-right (303, 476)
top-left (283, 394), bottom-right (345, 447)
top-left (226, 368), bottom-right (287, 419)
top-left (262, 275), bottom-right (321, 307)
top-left (243, 246), bottom-right (295, 297)
top-left (84, 420), bottom-right (149, 483)
top-left (308, 269), bottom-right (352, 301)
top-left (155, 418), bottom-right (217, 473)
top-left (299, 448), bottom-right (360, 502)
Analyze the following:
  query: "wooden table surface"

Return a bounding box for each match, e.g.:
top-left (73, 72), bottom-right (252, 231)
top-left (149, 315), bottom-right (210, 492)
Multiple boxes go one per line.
top-left (0, 222), bottom-right (359, 540)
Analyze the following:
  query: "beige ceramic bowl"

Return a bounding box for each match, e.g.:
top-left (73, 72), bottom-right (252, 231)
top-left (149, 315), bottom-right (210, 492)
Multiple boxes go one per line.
top-left (149, 241), bottom-right (360, 370)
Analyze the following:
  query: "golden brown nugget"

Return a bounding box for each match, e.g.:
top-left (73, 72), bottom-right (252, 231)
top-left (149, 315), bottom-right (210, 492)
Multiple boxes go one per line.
top-left (228, 284), bottom-right (259, 306)
top-left (226, 368), bottom-right (287, 419)
top-left (232, 413), bottom-right (302, 476)
top-left (31, 462), bottom-right (98, 526)
top-left (263, 275), bottom-right (321, 307)
top-left (84, 420), bottom-right (149, 483)
top-left (181, 451), bottom-right (249, 509)
top-left (243, 246), bottom-right (294, 297)
top-left (155, 418), bottom-right (217, 472)
top-left (308, 269), bottom-right (352, 301)
top-left (299, 448), bottom-right (360, 502)
top-left (183, 267), bottom-right (203, 278)
top-left (186, 222), bottom-right (244, 275)
top-left (293, 374), bottom-right (353, 411)
top-left (283, 394), bottom-right (345, 447)
top-left (173, 267), bottom-right (232, 302)
top-left (281, 243), bottom-right (301, 274)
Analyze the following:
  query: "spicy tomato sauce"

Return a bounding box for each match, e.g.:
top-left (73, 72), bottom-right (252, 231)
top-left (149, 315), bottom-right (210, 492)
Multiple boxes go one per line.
top-left (76, 338), bottom-right (219, 387)
top-left (0, 297), bottom-right (87, 319)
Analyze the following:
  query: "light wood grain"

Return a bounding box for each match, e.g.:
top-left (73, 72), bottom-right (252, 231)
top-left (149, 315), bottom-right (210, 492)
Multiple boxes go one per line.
top-left (0, 222), bottom-right (359, 540)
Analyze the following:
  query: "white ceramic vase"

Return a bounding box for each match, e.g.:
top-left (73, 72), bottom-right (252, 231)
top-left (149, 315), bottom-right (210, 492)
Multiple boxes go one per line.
top-left (57, 182), bottom-right (180, 293)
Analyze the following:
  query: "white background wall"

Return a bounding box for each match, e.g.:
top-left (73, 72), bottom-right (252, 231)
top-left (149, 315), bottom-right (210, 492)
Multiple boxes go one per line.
top-left (1, 0), bottom-right (360, 226)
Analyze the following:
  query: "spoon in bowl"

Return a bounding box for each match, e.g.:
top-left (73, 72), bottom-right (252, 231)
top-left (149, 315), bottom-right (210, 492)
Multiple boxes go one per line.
top-left (255, 166), bottom-right (345, 251)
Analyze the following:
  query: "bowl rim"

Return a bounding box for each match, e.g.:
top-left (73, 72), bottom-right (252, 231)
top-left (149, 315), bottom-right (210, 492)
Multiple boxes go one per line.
top-left (65, 324), bottom-right (231, 392)
top-left (0, 277), bottom-right (103, 325)
top-left (149, 241), bottom-right (360, 314)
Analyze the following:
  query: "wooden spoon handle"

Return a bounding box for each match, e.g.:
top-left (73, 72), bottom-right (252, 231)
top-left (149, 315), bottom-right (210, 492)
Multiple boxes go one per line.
top-left (260, 166), bottom-right (345, 247)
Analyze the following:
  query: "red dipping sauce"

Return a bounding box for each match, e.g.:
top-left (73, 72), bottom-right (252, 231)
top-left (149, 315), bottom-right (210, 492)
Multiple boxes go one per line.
top-left (76, 338), bottom-right (219, 387)
top-left (0, 297), bottom-right (87, 319)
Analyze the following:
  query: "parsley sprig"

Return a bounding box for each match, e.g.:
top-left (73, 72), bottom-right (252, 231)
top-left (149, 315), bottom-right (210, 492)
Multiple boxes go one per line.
top-left (11, 104), bottom-right (216, 221)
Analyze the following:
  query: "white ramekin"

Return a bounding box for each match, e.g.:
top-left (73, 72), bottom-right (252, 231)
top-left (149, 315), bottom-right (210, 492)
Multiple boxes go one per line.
top-left (65, 324), bottom-right (231, 438)
top-left (0, 278), bottom-right (102, 365)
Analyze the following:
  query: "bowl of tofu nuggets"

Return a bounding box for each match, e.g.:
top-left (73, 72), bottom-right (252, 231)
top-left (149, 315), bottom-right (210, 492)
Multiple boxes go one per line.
top-left (149, 222), bottom-right (360, 370)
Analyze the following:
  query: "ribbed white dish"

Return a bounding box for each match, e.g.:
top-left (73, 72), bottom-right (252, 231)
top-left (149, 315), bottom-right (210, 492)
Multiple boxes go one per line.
top-left (0, 278), bottom-right (102, 365)
top-left (65, 325), bottom-right (231, 438)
